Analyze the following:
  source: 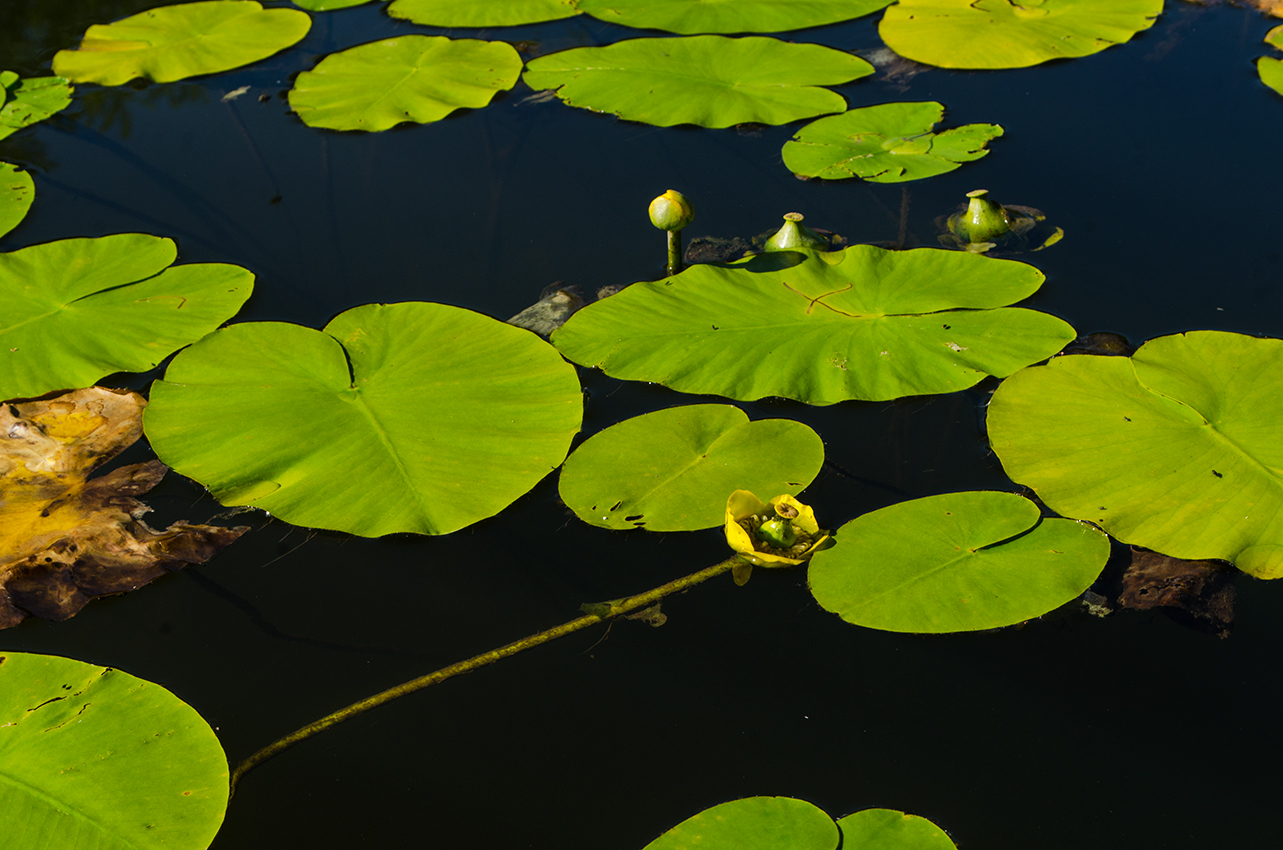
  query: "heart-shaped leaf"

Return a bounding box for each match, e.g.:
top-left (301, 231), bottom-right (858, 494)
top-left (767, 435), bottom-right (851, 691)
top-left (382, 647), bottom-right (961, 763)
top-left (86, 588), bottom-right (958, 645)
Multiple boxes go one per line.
top-left (0, 72), bottom-right (73, 141)
top-left (388, 0), bottom-right (581, 26)
top-left (0, 162), bottom-right (34, 239)
top-left (145, 303), bottom-right (584, 537)
top-left (522, 36), bottom-right (872, 128)
top-left (576, 0), bottom-right (894, 34)
top-left (644, 797), bottom-right (839, 850)
top-left (836, 809), bottom-right (958, 850)
top-left (1261, 25), bottom-right (1283, 96)
top-left (807, 491), bottom-right (1109, 632)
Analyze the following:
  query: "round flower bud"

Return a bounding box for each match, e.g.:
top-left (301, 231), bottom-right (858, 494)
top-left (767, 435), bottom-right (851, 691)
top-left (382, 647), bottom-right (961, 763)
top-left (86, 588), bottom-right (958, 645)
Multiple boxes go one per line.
top-left (648, 189), bottom-right (694, 232)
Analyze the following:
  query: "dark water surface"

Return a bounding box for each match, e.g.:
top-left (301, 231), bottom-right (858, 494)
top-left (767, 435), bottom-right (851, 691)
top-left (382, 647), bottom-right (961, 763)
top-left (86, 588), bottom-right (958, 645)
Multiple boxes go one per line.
top-left (4, 1), bottom-right (1283, 848)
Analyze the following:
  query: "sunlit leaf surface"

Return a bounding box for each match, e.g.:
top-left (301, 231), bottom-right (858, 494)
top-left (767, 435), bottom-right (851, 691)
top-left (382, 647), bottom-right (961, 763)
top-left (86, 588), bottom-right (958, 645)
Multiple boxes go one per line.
top-left (0, 72), bottom-right (72, 141)
top-left (52, 0), bottom-right (311, 85)
top-left (782, 101), bottom-right (1002, 182)
top-left (388, 0), bottom-right (581, 26)
top-left (808, 491), bottom-right (1109, 632)
top-left (576, 0), bottom-right (893, 34)
top-left (1261, 25), bottom-right (1283, 96)
top-left (293, 0), bottom-right (372, 9)
top-left (552, 247), bottom-right (1073, 404)
top-left (879, 0), bottom-right (1164, 69)
top-left (289, 36), bottom-right (523, 131)
top-left (145, 303), bottom-right (583, 537)
top-left (559, 404), bottom-right (823, 531)
top-left (0, 234), bottom-right (254, 401)
top-left (988, 331), bottom-right (1283, 579)
top-left (644, 797), bottom-right (839, 850)
top-left (836, 809), bottom-right (958, 850)
top-left (522, 36), bottom-right (872, 128)
top-left (0, 651), bottom-right (228, 850)
top-left (0, 162), bottom-right (33, 239)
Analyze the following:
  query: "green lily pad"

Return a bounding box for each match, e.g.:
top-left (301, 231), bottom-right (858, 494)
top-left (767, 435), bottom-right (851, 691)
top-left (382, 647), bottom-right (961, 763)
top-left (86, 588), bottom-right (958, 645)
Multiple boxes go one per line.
top-left (0, 72), bottom-right (73, 141)
top-left (288, 36), bottom-right (523, 132)
top-left (782, 102), bottom-right (1003, 183)
top-left (836, 809), bottom-right (957, 850)
top-left (293, 0), bottom-right (371, 9)
top-left (987, 331), bottom-right (1283, 579)
top-left (0, 651), bottom-right (227, 850)
top-left (52, 0), bottom-right (312, 86)
top-left (0, 234), bottom-right (254, 401)
top-left (879, 0), bottom-right (1164, 70)
top-left (644, 797), bottom-right (839, 850)
top-left (522, 36), bottom-right (873, 129)
top-left (388, 0), bottom-right (581, 26)
top-left (559, 404), bottom-right (824, 531)
top-left (807, 491), bottom-right (1110, 633)
top-left (576, 0), bottom-right (893, 34)
top-left (0, 162), bottom-right (33, 239)
top-left (551, 247), bottom-right (1074, 404)
top-left (1261, 26), bottom-right (1283, 97)
top-left (145, 303), bottom-right (583, 537)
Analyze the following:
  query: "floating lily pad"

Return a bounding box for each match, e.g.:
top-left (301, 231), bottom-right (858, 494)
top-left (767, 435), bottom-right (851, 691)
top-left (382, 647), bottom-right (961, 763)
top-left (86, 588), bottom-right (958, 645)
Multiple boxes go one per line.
top-left (576, 0), bottom-right (893, 34)
top-left (522, 36), bottom-right (873, 128)
top-left (0, 162), bottom-right (33, 239)
top-left (552, 247), bottom-right (1074, 404)
top-left (807, 491), bottom-right (1110, 633)
top-left (145, 303), bottom-right (583, 537)
top-left (836, 809), bottom-right (957, 850)
top-left (782, 101), bottom-right (1002, 183)
top-left (987, 331), bottom-right (1283, 579)
top-left (879, 0), bottom-right (1164, 70)
top-left (293, 0), bottom-right (371, 9)
top-left (0, 234), bottom-right (254, 401)
top-left (644, 797), bottom-right (839, 850)
top-left (1261, 26), bottom-right (1283, 96)
top-left (52, 0), bottom-right (312, 86)
top-left (0, 651), bottom-right (228, 850)
top-left (388, 0), bottom-right (581, 26)
top-left (0, 72), bottom-right (73, 141)
top-left (559, 404), bottom-right (824, 531)
top-left (289, 36), bottom-right (523, 132)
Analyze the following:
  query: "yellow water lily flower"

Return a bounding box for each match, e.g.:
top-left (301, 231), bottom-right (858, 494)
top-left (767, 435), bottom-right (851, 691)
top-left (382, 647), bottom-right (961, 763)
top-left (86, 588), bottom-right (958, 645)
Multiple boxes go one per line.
top-left (725, 490), bottom-right (830, 585)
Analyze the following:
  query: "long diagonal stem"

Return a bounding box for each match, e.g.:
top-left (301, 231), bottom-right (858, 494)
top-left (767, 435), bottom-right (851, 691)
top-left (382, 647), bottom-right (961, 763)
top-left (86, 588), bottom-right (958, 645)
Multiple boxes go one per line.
top-left (229, 556), bottom-right (742, 794)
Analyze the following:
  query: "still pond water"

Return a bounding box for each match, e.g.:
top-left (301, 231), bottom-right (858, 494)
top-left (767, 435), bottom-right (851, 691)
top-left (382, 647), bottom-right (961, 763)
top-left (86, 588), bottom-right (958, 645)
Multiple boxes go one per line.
top-left (4, 1), bottom-right (1283, 848)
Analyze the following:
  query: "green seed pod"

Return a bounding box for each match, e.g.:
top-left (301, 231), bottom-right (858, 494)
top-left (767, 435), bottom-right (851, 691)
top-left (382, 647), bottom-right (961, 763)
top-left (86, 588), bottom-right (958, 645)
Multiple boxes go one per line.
top-left (648, 189), bottom-right (694, 232)
top-left (757, 517), bottom-right (798, 548)
top-left (764, 212), bottom-right (829, 252)
top-left (949, 189), bottom-right (1011, 245)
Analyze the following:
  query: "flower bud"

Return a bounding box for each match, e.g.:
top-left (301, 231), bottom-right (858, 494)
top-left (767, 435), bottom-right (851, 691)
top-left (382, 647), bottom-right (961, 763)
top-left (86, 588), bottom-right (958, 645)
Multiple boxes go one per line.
top-left (648, 189), bottom-right (694, 232)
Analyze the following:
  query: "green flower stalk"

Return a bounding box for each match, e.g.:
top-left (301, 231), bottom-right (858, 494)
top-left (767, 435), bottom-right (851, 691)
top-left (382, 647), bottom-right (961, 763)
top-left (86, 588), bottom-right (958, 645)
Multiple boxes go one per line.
top-left (764, 212), bottom-right (829, 252)
top-left (649, 189), bottom-right (694, 276)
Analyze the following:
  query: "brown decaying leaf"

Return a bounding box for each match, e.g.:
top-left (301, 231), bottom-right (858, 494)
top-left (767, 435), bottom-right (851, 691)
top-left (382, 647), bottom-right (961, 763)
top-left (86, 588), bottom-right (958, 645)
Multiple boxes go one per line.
top-left (0, 387), bottom-right (248, 629)
top-left (1118, 547), bottom-right (1235, 637)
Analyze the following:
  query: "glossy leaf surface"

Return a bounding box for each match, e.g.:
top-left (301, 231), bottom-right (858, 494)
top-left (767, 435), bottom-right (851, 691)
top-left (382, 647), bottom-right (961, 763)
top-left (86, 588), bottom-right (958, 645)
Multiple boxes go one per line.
top-left (808, 491), bottom-right (1109, 632)
top-left (644, 797), bottom-right (839, 850)
top-left (145, 303), bottom-right (583, 537)
top-left (0, 234), bottom-right (253, 401)
top-left (289, 36), bottom-right (523, 132)
top-left (988, 331), bottom-right (1283, 579)
top-left (0, 163), bottom-right (33, 239)
top-left (559, 404), bottom-right (823, 531)
top-left (1262, 25), bottom-right (1283, 96)
top-left (782, 102), bottom-right (1002, 182)
top-left (0, 72), bottom-right (73, 141)
top-left (522, 36), bottom-right (872, 128)
top-left (52, 0), bottom-right (311, 85)
top-left (0, 651), bottom-right (228, 850)
top-left (388, 0), bottom-right (581, 26)
top-left (836, 809), bottom-right (958, 850)
top-left (576, 0), bottom-right (893, 34)
top-left (552, 247), bottom-right (1073, 404)
top-left (879, 0), bottom-right (1164, 69)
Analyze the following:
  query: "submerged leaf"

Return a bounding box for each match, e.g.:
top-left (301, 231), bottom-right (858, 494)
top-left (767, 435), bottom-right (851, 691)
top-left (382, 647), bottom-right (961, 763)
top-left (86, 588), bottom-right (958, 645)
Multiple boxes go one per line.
top-left (807, 491), bottom-right (1110, 633)
top-left (782, 101), bottom-right (1002, 183)
top-left (988, 331), bottom-right (1283, 579)
top-left (0, 234), bottom-right (254, 401)
top-left (879, 0), bottom-right (1164, 70)
top-left (145, 303), bottom-right (583, 537)
top-left (0, 651), bottom-right (228, 850)
top-left (0, 163), bottom-right (34, 239)
top-left (0, 387), bottom-right (247, 629)
top-left (576, 0), bottom-right (894, 34)
top-left (644, 797), bottom-right (839, 850)
top-left (388, 0), bottom-right (581, 26)
top-left (0, 73), bottom-right (73, 141)
top-left (522, 36), bottom-right (873, 128)
top-left (52, 0), bottom-right (311, 86)
top-left (552, 246), bottom-right (1073, 404)
top-left (1119, 548), bottom-right (1235, 637)
top-left (289, 36), bottom-right (523, 132)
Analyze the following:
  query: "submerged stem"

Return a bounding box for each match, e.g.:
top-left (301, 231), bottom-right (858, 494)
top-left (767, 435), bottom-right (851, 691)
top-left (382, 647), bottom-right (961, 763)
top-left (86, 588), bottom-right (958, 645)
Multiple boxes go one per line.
top-left (229, 556), bottom-right (741, 794)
